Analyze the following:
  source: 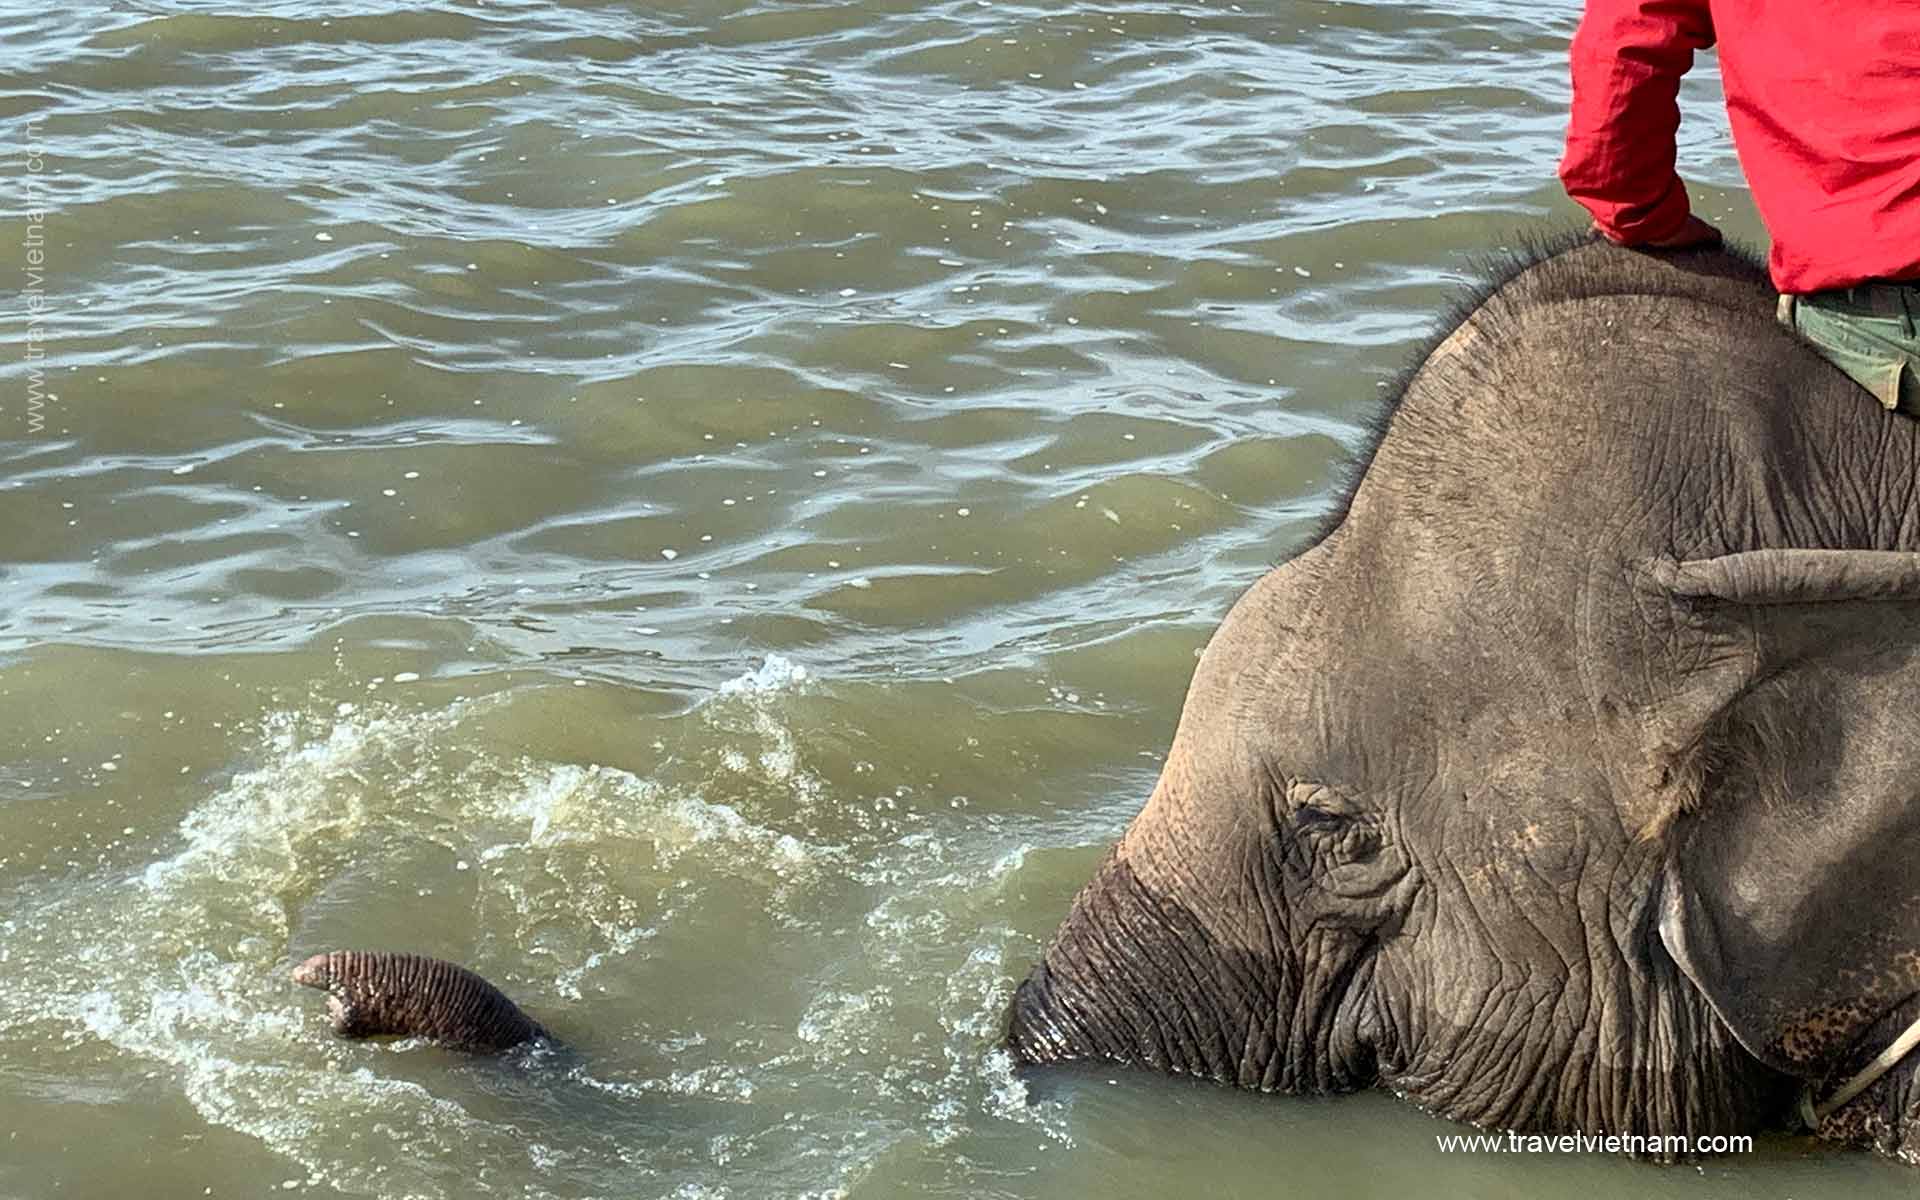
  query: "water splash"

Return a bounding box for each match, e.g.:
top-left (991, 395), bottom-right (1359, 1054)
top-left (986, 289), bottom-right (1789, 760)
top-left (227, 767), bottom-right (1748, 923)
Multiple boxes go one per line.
top-left (715, 654), bottom-right (809, 697)
top-left (0, 671), bottom-right (1052, 1196)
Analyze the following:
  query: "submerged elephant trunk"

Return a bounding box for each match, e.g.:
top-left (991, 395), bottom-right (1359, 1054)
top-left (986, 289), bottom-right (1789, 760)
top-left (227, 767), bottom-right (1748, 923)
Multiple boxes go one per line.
top-left (292, 950), bottom-right (551, 1053)
top-left (1007, 852), bottom-right (1224, 1073)
top-left (1008, 844), bottom-right (1323, 1091)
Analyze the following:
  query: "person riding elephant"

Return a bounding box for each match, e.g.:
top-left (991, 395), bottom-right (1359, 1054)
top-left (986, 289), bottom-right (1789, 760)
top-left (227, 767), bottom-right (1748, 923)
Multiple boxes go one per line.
top-left (1559, 0), bottom-right (1920, 412)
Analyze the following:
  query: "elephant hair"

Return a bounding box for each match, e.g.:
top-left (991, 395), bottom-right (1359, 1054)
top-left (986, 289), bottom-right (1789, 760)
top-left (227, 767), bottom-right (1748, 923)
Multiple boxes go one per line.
top-left (1306, 230), bottom-right (1774, 554)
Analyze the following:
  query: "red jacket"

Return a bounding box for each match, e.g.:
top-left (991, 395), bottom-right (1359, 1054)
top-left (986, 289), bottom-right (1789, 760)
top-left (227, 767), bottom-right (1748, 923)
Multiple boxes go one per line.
top-left (1560, 0), bottom-right (1920, 294)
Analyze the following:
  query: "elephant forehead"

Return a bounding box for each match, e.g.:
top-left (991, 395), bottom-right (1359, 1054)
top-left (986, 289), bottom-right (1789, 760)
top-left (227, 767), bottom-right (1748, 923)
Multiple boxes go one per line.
top-left (1197, 621), bottom-right (1605, 834)
top-left (1181, 516), bottom-right (1603, 806)
top-left (1196, 615), bottom-right (1436, 771)
top-left (1191, 556), bottom-right (1383, 727)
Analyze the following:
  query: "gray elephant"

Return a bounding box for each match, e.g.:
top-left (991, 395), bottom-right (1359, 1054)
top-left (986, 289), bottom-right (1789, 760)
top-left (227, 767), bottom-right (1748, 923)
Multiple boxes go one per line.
top-left (1007, 235), bottom-right (1920, 1163)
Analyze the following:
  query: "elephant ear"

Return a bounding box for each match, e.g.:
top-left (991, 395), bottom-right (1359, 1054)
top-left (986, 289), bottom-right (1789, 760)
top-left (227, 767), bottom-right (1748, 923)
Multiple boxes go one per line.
top-left (1640, 549), bottom-right (1920, 1080)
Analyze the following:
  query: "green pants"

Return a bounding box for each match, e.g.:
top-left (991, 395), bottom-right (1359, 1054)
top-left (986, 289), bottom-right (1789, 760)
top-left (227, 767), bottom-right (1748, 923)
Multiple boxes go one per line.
top-left (1777, 286), bottom-right (1920, 413)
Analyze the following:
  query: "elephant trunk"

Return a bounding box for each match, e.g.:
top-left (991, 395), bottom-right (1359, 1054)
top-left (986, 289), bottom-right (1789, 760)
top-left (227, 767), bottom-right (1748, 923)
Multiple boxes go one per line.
top-left (292, 950), bottom-right (551, 1053)
top-left (1008, 849), bottom-right (1279, 1087)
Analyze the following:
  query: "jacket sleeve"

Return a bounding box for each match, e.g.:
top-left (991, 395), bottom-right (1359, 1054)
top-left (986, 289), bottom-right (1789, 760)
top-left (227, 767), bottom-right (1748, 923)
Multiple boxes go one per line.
top-left (1558, 0), bottom-right (1716, 244)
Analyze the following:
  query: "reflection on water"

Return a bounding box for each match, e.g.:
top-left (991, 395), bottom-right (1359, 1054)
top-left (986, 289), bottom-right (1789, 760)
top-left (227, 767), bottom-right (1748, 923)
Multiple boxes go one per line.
top-left (0, 1), bottom-right (1875, 1197)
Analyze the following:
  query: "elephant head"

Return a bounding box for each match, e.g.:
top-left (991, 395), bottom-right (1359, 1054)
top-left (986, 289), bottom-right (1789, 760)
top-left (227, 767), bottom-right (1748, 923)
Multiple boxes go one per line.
top-left (1009, 238), bottom-right (1920, 1157)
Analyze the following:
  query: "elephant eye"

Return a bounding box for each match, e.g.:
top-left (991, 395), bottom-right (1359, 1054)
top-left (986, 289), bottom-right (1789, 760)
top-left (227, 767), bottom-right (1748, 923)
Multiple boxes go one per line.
top-left (1282, 778), bottom-right (1356, 829)
top-left (1279, 778), bottom-right (1380, 865)
top-left (1293, 802), bottom-right (1349, 831)
top-left (1274, 775), bottom-right (1367, 833)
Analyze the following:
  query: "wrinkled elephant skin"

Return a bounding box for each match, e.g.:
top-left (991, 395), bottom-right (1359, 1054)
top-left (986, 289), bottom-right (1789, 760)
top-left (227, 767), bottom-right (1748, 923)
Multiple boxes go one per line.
top-left (1009, 237), bottom-right (1920, 1163)
top-left (293, 949), bottom-right (551, 1053)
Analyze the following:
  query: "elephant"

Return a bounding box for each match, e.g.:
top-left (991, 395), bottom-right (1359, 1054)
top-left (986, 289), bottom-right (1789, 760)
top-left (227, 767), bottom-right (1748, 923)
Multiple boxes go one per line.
top-left (1007, 234), bottom-right (1920, 1163)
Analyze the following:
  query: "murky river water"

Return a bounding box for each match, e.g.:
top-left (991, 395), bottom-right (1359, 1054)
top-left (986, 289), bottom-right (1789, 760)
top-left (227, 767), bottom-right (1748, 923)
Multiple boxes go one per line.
top-left (0, 2), bottom-right (1907, 1197)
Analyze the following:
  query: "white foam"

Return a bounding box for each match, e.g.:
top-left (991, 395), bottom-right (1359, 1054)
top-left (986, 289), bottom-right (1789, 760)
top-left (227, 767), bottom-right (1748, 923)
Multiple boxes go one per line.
top-left (717, 654), bottom-right (809, 696)
top-left (796, 988), bottom-right (892, 1048)
top-left (510, 762), bottom-right (600, 847)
